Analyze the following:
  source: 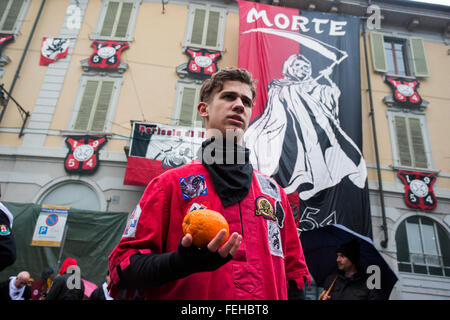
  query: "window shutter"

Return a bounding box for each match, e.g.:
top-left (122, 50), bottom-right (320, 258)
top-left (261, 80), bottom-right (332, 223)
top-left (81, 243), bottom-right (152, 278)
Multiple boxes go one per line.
top-left (437, 226), bottom-right (450, 268)
top-left (91, 81), bottom-right (114, 132)
top-left (369, 32), bottom-right (387, 73)
top-left (1, 0), bottom-right (24, 32)
top-left (191, 8), bottom-right (206, 45)
top-left (74, 80), bottom-right (99, 131)
top-left (205, 11), bottom-right (220, 48)
top-left (394, 115), bottom-right (412, 167)
top-left (0, 2), bottom-right (9, 28)
top-left (409, 37), bottom-right (430, 77)
top-left (114, 2), bottom-right (133, 38)
top-left (100, 1), bottom-right (119, 37)
top-left (179, 87), bottom-right (196, 126)
top-left (396, 222), bottom-right (410, 263)
top-left (408, 117), bottom-right (428, 168)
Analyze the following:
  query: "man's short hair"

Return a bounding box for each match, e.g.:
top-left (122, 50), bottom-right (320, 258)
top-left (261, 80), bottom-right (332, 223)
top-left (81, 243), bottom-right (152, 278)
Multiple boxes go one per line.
top-left (199, 67), bottom-right (257, 103)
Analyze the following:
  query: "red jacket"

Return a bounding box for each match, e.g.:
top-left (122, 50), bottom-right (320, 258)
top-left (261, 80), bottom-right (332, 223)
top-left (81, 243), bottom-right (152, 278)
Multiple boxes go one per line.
top-left (108, 160), bottom-right (310, 299)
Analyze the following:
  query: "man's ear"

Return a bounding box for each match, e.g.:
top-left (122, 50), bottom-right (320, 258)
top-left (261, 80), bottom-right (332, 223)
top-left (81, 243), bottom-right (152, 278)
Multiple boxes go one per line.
top-left (197, 102), bottom-right (208, 118)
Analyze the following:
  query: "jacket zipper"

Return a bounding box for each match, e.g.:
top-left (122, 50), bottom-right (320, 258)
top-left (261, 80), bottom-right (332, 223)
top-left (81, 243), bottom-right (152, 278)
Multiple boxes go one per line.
top-left (238, 201), bottom-right (244, 239)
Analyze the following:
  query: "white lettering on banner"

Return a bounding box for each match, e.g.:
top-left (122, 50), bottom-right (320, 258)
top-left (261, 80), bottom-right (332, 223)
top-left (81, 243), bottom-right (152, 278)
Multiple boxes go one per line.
top-left (274, 13), bottom-right (290, 29)
top-left (246, 8), bottom-right (347, 36)
top-left (247, 8), bottom-right (273, 26)
top-left (330, 20), bottom-right (347, 36)
top-left (139, 125), bottom-right (205, 139)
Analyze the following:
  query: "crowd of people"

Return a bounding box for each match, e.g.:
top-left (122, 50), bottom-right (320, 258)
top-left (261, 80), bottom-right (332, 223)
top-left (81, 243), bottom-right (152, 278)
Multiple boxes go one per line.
top-left (0, 258), bottom-right (112, 300)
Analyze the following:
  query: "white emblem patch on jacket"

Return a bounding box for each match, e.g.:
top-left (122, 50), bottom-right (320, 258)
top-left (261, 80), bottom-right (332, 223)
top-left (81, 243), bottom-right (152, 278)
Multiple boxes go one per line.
top-left (122, 205), bottom-right (142, 238)
top-left (267, 220), bottom-right (284, 258)
top-left (255, 172), bottom-right (281, 202)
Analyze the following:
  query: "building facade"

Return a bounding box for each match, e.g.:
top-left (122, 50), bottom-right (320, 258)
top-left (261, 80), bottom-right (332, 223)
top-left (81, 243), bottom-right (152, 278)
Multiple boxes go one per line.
top-left (0, 0), bottom-right (449, 299)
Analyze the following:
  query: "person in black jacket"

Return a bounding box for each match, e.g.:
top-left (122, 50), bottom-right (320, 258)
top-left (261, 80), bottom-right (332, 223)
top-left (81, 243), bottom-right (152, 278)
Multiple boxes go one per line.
top-left (89, 271), bottom-right (113, 300)
top-left (46, 258), bottom-right (85, 300)
top-left (320, 240), bottom-right (384, 300)
top-left (0, 271), bottom-right (31, 300)
top-left (0, 186), bottom-right (16, 272)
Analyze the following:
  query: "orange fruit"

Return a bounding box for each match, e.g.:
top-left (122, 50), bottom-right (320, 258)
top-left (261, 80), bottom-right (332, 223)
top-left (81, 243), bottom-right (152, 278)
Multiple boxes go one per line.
top-left (182, 209), bottom-right (229, 247)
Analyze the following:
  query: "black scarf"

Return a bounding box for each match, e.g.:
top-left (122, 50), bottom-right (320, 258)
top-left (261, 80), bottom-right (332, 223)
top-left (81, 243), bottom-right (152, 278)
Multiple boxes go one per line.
top-left (197, 138), bottom-right (253, 207)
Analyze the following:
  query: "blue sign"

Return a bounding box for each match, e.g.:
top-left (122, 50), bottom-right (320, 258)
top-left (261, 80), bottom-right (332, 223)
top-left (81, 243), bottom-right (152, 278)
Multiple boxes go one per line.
top-left (39, 226), bottom-right (48, 235)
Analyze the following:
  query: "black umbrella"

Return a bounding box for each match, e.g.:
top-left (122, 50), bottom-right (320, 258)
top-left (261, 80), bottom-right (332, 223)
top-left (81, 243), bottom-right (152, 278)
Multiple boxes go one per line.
top-left (300, 224), bottom-right (398, 299)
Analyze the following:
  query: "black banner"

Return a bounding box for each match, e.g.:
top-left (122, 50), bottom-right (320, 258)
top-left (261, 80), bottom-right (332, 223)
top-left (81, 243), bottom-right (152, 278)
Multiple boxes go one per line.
top-left (239, 1), bottom-right (372, 237)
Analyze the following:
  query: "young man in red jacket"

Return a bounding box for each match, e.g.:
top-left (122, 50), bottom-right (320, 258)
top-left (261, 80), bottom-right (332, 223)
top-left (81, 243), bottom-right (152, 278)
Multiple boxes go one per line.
top-left (108, 67), bottom-right (310, 300)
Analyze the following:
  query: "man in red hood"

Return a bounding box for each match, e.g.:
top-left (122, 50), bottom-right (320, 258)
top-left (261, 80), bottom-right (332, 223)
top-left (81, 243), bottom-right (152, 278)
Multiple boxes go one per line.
top-left (46, 258), bottom-right (85, 300)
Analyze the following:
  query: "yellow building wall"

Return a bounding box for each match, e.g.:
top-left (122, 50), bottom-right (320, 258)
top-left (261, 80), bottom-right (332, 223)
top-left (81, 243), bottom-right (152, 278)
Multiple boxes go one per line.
top-left (361, 35), bottom-right (450, 189)
top-left (46, 2), bottom-right (242, 152)
top-left (1, 0), bottom-right (69, 146)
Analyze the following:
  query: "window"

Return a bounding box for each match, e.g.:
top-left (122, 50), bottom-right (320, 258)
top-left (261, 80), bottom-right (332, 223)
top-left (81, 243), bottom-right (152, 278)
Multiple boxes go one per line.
top-left (388, 111), bottom-right (432, 169)
top-left (369, 32), bottom-right (430, 77)
top-left (94, 0), bottom-right (140, 41)
top-left (384, 37), bottom-right (410, 76)
top-left (184, 4), bottom-right (226, 50)
top-left (40, 182), bottom-right (101, 211)
top-left (173, 81), bottom-right (203, 128)
top-left (396, 216), bottom-right (450, 277)
top-left (71, 76), bottom-right (122, 132)
top-left (0, 0), bottom-right (29, 34)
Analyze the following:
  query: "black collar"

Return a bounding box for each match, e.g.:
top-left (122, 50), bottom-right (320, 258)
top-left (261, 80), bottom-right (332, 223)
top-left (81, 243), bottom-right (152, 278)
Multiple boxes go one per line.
top-left (197, 138), bottom-right (253, 207)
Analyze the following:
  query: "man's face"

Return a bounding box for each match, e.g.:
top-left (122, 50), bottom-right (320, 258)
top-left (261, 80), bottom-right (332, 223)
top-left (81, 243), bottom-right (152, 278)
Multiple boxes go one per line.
top-left (199, 80), bottom-right (253, 143)
top-left (15, 275), bottom-right (29, 288)
top-left (336, 253), bottom-right (354, 273)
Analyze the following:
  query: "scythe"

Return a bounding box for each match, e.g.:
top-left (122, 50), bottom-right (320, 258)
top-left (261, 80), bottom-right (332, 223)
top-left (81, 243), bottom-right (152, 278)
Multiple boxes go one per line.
top-left (242, 28), bottom-right (348, 82)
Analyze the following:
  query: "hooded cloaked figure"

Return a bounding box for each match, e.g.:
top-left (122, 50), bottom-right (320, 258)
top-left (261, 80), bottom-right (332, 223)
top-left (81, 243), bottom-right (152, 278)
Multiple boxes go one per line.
top-left (244, 54), bottom-right (367, 200)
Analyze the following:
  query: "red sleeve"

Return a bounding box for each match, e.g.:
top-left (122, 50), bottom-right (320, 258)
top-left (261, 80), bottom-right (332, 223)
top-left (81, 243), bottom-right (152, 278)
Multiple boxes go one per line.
top-left (280, 190), bottom-right (311, 290)
top-left (108, 176), bottom-right (171, 291)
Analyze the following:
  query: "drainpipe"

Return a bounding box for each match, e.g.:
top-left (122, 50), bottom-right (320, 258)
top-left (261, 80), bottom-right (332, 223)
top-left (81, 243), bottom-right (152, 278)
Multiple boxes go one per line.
top-left (361, 20), bottom-right (389, 248)
top-left (0, 0), bottom-right (46, 124)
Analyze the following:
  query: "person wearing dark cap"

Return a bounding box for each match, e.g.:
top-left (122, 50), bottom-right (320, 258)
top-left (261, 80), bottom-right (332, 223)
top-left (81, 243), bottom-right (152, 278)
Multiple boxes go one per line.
top-left (319, 239), bottom-right (384, 300)
top-left (89, 270), bottom-right (113, 300)
top-left (31, 267), bottom-right (54, 300)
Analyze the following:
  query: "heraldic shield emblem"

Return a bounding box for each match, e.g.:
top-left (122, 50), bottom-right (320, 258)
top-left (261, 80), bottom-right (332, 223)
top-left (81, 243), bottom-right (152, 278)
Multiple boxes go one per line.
top-left (385, 77), bottom-right (422, 108)
top-left (89, 40), bottom-right (129, 69)
top-left (184, 48), bottom-right (222, 77)
top-left (397, 170), bottom-right (437, 210)
top-left (64, 136), bottom-right (107, 174)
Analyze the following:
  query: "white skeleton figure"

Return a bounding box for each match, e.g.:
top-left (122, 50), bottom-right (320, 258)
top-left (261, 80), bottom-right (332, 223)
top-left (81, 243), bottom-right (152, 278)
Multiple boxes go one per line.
top-left (244, 54), bottom-right (367, 201)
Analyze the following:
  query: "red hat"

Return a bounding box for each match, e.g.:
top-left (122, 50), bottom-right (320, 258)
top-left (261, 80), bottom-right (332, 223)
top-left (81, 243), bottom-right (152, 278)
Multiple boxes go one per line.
top-left (59, 258), bottom-right (77, 275)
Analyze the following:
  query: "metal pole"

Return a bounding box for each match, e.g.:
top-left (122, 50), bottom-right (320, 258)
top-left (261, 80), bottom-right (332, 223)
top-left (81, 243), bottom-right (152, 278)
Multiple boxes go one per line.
top-left (361, 21), bottom-right (389, 248)
top-left (55, 223), bottom-right (69, 273)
